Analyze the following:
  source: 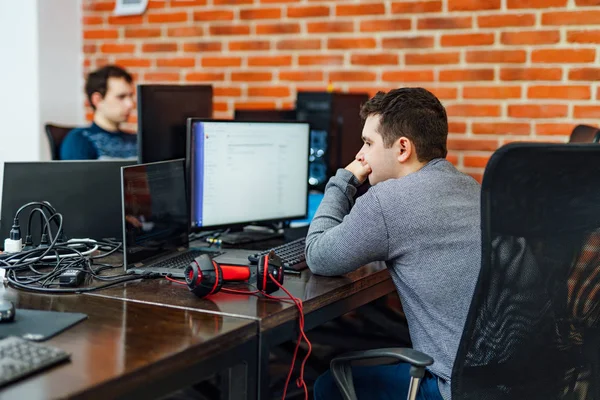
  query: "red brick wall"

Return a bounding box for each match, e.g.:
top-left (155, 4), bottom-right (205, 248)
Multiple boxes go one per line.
top-left (82, 0), bottom-right (600, 180)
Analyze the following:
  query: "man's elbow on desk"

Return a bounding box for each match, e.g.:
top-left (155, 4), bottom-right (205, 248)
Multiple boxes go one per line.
top-left (305, 232), bottom-right (359, 276)
top-left (307, 265), bottom-right (340, 277)
top-left (306, 251), bottom-right (350, 277)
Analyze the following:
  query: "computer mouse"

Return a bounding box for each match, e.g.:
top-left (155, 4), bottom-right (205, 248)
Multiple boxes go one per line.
top-left (0, 300), bottom-right (15, 322)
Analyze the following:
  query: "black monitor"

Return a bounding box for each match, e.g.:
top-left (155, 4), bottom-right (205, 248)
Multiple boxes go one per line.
top-left (234, 109), bottom-right (297, 122)
top-left (137, 84), bottom-right (213, 164)
top-left (1, 160), bottom-right (135, 248)
top-left (186, 119), bottom-right (310, 234)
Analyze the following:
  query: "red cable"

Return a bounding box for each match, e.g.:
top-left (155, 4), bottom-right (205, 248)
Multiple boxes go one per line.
top-left (266, 272), bottom-right (312, 400)
top-left (263, 255), bottom-right (269, 294)
top-left (165, 276), bottom-right (186, 285)
top-left (209, 260), bottom-right (221, 295)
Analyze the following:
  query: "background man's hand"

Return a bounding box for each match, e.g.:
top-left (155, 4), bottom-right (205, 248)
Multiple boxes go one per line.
top-left (125, 215), bottom-right (143, 228)
top-left (345, 159), bottom-right (372, 184)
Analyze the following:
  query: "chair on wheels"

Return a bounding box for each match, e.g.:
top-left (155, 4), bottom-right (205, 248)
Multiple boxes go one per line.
top-left (569, 124), bottom-right (600, 143)
top-left (44, 123), bottom-right (76, 160)
top-left (330, 143), bottom-right (600, 400)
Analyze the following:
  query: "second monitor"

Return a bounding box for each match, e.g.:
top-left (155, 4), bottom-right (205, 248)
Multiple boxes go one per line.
top-left (187, 119), bottom-right (310, 243)
top-left (138, 84), bottom-right (213, 164)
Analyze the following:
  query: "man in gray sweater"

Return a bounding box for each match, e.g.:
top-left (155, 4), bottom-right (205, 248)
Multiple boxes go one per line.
top-left (307, 88), bottom-right (481, 400)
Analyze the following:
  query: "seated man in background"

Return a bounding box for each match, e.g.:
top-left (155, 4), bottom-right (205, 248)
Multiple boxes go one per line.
top-left (60, 65), bottom-right (137, 160)
top-left (306, 88), bottom-right (482, 400)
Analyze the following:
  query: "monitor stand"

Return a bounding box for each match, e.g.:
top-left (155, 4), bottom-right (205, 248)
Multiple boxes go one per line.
top-left (218, 226), bottom-right (284, 245)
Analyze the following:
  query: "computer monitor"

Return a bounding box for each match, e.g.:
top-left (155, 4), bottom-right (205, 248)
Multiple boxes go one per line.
top-left (1, 160), bottom-right (135, 248)
top-left (121, 159), bottom-right (189, 268)
top-left (234, 109), bottom-right (297, 122)
top-left (137, 84), bottom-right (213, 164)
top-left (186, 119), bottom-right (310, 232)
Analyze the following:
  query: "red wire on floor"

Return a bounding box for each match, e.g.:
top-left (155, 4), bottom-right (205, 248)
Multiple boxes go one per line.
top-left (264, 273), bottom-right (312, 400)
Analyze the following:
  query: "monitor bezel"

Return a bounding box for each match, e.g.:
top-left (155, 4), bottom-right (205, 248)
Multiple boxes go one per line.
top-left (186, 118), bottom-right (311, 232)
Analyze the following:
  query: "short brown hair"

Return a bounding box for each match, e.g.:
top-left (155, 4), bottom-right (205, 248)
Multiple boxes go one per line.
top-left (360, 87), bottom-right (448, 162)
top-left (85, 65), bottom-right (133, 110)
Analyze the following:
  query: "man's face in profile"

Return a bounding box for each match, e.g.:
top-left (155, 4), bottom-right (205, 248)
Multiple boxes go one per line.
top-left (357, 115), bottom-right (401, 185)
top-left (95, 77), bottom-right (134, 125)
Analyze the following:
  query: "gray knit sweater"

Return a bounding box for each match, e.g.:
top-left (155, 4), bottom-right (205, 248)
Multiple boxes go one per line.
top-left (306, 158), bottom-right (481, 399)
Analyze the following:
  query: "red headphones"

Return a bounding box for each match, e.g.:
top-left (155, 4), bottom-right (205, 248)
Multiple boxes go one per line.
top-left (184, 251), bottom-right (284, 299)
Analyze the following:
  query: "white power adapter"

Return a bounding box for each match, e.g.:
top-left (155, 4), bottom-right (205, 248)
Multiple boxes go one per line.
top-left (4, 238), bottom-right (22, 253)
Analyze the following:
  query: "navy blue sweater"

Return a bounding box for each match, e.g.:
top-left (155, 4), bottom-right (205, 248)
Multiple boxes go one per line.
top-left (60, 123), bottom-right (137, 160)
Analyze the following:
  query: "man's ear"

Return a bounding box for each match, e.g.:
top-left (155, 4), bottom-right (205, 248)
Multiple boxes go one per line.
top-left (90, 92), bottom-right (103, 109)
top-left (396, 137), bottom-right (412, 163)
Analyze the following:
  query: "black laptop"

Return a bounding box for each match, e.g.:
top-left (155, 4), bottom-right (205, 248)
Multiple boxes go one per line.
top-left (1, 160), bottom-right (135, 249)
top-left (121, 159), bottom-right (253, 278)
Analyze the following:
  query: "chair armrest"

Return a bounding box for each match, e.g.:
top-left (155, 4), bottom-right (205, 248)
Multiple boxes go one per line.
top-left (330, 348), bottom-right (434, 400)
top-left (332, 348), bottom-right (433, 367)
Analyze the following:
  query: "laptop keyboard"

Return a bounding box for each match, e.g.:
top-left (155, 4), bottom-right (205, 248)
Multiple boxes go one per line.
top-left (155, 250), bottom-right (224, 270)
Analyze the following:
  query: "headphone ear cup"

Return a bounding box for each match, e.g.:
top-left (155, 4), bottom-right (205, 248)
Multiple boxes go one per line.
top-left (184, 254), bottom-right (223, 298)
top-left (256, 254), bottom-right (284, 294)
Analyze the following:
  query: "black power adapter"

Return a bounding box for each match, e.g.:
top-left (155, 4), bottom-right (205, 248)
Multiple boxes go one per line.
top-left (59, 269), bottom-right (85, 287)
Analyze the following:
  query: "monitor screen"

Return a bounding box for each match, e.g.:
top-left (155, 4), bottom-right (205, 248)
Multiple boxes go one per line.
top-left (121, 159), bottom-right (188, 265)
top-left (188, 120), bottom-right (310, 229)
top-left (137, 85), bottom-right (212, 163)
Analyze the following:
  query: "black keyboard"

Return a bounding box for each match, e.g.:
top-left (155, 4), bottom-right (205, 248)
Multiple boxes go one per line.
top-left (156, 250), bottom-right (224, 270)
top-left (248, 237), bottom-right (307, 271)
top-left (0, 336), bottom-right (70, 388)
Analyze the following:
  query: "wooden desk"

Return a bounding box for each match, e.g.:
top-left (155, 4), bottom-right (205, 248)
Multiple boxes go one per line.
top-left (0, 286), bottom-right (258, 400)
top-left (84, 261), bottom-right (395, 399)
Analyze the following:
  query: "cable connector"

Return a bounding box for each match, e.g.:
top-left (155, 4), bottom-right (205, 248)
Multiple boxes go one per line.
top-left (141, 271), bottom-right (162, 279)
top-left (57, 233), bottom-right (66, 243)
top-left (22, 235), bottom-right (34, 251)
top-left (38, 234), bottom-right (49, 248)
top-left (9, 219), bottom-right (21, 241)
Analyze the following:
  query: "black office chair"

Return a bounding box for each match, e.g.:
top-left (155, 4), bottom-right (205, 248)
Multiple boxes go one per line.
top-left (330, 143), bottom-right (600, 400)
top-left (569, 124), bottom-right (600, 143)
top-left (44, 123), bottom-right (76, 160)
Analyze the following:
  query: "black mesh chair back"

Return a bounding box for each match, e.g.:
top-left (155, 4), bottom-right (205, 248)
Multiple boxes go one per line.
top-left (44, 123), bottom-right (76, 160)
top-left (569, 124), bottom-right (600, 143)
top-left (452, 143), bottom-right (600, 400)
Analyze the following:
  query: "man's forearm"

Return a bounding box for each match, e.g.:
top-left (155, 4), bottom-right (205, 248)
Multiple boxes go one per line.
top-left (308, 168), bottom-right (359, 231)
top-left (305, 169), bottom-right (363, 275)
